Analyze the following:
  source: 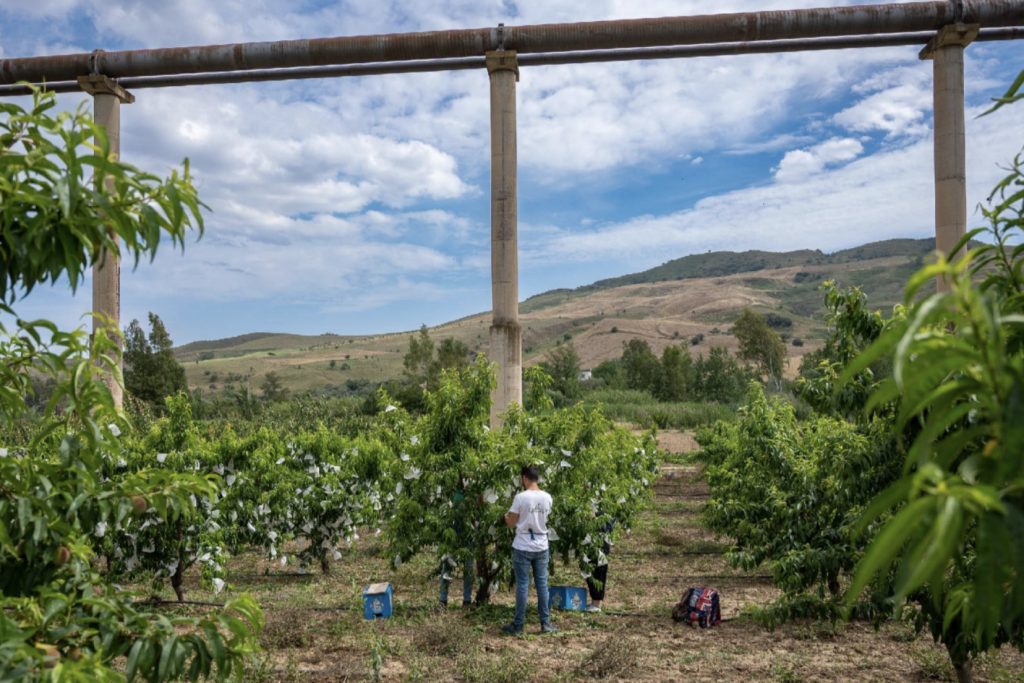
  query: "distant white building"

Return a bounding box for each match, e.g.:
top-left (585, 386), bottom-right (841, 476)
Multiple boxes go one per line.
top-left (578, 369), bottom-right (593, 381)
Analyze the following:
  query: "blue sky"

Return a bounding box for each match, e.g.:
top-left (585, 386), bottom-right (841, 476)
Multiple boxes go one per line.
top-left (2, 0), bottom-right (1022, 345)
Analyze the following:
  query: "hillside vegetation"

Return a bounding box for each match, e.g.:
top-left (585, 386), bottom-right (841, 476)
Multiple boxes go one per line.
top-left (176, 237), bottom-right (934, 396)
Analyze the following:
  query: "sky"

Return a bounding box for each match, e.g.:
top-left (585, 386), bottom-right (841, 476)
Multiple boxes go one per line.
top-left (2, 0), bottom-right (1022, 345)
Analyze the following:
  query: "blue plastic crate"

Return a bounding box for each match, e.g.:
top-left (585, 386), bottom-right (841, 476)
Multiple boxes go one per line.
top-left (549, 585), bottom-right (587, 611)
top-left (363, 582), bottom-right (393, 620)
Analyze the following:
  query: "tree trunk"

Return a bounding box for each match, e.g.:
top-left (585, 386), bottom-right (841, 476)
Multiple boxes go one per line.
top-left (171, 557), bottom-right (185, 602)
top-left (475, 581), bottom-right (491, 605)
top-left (953, 659), bottom-right (972, 683)
top-left (320, 554), bottom-right (331, 575)
top-left (827, 573), bottom-right (840, 597)
top-left (946, 642), bottom-right (973, 683)
top-left (474, 556), bottom-right (492, 605)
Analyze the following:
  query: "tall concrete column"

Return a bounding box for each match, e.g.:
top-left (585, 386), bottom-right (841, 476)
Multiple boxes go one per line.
top-left (78, 75), bottom-right (134, 409)
top-left (921, 23), bottom-right (977, 292)
top-left (486, 51), bottom-right (521, 427)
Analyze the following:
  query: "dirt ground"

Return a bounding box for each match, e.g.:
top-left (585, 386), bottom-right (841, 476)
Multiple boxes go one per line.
top-left (162, 431), bottom-right (1023, 682)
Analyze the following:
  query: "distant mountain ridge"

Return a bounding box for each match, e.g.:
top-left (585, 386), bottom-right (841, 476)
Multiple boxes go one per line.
top-left (579, 238), bottom-right (930, 292)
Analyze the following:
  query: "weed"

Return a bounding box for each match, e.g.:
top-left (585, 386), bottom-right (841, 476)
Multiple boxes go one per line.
top-left (458, 651), bottom-right (530, 683)
top-left (576, 635), bottom-right (641, 679)
top-left (912, 647), bottom-right (954, 681)
top-left (369, 635), bottom-right (384, 683)
top-left (772, 662), bottom-right (803, 683)
top-left (412, 618), bottom-right (473, 657)
top-left (261, 611), bottom-right (314, 649)
top-left (888, 623), bottom-right (918, 643)
top-left (240, 654), bottom-right (274, 683)
top-left (793, 621), bottom-right (842, 641)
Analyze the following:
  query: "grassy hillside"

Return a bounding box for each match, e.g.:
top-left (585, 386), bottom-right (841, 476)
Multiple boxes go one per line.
top-left (176, 237), bottom-right (935, 396)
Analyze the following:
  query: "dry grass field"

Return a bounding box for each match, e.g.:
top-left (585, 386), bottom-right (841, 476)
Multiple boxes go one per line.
top-left (149, 431), bottom-right (1024, 682)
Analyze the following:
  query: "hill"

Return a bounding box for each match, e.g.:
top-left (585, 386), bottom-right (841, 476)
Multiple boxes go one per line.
top-left (176, 237), bottom-right (934, 396)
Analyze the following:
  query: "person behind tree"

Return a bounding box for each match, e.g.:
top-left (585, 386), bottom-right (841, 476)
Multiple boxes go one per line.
top-left (585, 519), bottom-right (615, 612)
top-left (501, 465), bottom-right (557, 635)
top-left (439, 477), bottom-right (474, 607)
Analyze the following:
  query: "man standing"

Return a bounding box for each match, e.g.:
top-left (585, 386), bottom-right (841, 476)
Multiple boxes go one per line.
top-left (502, 465), bottom-right (557, 635)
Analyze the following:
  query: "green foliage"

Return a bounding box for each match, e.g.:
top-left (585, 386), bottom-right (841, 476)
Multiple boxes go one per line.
top-left (399, 325), bottom-right (472, 411)
top-left (621, 339), bottom-right (661, 392)
top-left (984, 68), bottom-right (1024, 114)
top-left (842, 141), bottom-right (1024, 677)
top-left (733, 309), bottom-right (786, 386)
top-left (523, 365), bottom-right (555, 413)
top-left (655, 344), bottom-right (692, 402)
top-left (384, 357), bottom-right (659, 604)
top-left (797, 282), bottom-right (895, 419)
top-left (124, 313), bottom-right (187, 406)
top-left (0, 90), bottom-right (202, 302)
top-left (259, 372), bottom-right (287, 402)
top-left (0, 87), bottom-right (260, 681)
top-left (591, 358), bottom-right (626, 390)
top-left (698, 384), bottom-right (898, 615)
top-left (540, 342), bottom-right (582, 405)
top-left (583, 389), bottom-right (735, 429)
top-left (691, 346), bottom-right (750, 404)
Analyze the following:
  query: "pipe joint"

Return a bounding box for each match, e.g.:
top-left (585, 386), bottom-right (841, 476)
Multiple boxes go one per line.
top-left (88, 49), bottom-right (105, 76)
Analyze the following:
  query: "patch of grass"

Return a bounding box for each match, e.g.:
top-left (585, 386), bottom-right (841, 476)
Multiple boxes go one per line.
top-left (772, 662), bottom-right (803, 683)
top-left (584, 390), bottom-right (736, 429)
top-left (576, 635), bottom-right (642, 679)
top-left (457, 650), bottom-right (531, 683)
top-left (412, 618), bottom-right (474, 657)
top-left (261, 610), bottom-right (314, 649)
top-left (888, 623), bottom-right (919, 643)
top-left (793, 621), bottom-right (843, 641)
top-left (912, 647), bottom-right (954, 681)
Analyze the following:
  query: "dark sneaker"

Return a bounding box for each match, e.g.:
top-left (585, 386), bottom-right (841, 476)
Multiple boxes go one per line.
top-left (540, 624), bottom-right (559, 634)
top-left (462, 600), bottom-right (472, 608)
top-left (501, 624), bottom-right (523, 636)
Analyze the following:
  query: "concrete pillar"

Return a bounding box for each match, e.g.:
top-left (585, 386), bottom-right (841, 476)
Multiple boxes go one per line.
top-left (921, 24), bottom-right (977, 292)
top-left (78, 75), bottom-right (134, 409)
top-left (486, 51), bottom-right (521, 427)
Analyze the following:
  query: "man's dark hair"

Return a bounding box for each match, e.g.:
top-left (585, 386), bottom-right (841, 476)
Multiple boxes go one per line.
top-left (521, 465), bottom-right (540, 482)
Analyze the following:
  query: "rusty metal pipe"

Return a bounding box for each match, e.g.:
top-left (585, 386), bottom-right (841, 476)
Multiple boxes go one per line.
top-left (0, 27), bottom-right (1018, 97)
top-left (1, 1), bottom-right (1023, 84)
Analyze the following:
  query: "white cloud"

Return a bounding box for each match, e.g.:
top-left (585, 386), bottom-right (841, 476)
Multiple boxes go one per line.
top-left (3, 0), bottom-right (81, 18)
top-left (774, 137), bottom-right (864, 183)
top-left (120, 88), bottom-right (472, 217)
top-left (833, 64), bottom-right (932, 138)
top-left (531, 101), bottom-right (1024, 265)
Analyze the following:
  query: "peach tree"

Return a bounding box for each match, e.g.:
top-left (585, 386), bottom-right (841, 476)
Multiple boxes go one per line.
top-left (384, 357), bottom-right (658, 604)
top-left (0, 89), bottom-right (261, 680)
top-left (842, 71), bottom-right (1024, 683)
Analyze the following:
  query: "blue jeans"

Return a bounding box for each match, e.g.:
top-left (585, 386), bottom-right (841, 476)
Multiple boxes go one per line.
top-left (512, 547), bottom-right (551, 629)
top-left (439, 555), bottom-right (474, 605)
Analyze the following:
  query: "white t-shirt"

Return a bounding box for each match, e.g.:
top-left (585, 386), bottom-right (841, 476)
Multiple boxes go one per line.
top-left (509, 489), bottom-right (553, 552)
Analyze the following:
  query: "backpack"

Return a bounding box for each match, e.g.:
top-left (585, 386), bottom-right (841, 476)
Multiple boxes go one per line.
top-left (672, 587), bottom-right (721, 628)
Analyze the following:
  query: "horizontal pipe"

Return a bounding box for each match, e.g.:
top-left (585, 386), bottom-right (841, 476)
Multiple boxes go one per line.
top-left (1, 1), bottom-right (1023, 84)
top-left (0, 28), bottom-right (1019, 97)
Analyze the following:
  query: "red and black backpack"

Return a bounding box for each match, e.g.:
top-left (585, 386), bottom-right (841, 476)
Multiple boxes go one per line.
top-left (672, 587), bottom-right (721, 628)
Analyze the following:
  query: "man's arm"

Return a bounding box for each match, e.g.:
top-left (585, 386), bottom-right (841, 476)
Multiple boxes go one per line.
top-left (504, 495), bottom-right (520, 528)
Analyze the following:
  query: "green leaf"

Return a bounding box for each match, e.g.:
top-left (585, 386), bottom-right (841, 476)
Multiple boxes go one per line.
top-left (845, 496), bottom-right (931, 610)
